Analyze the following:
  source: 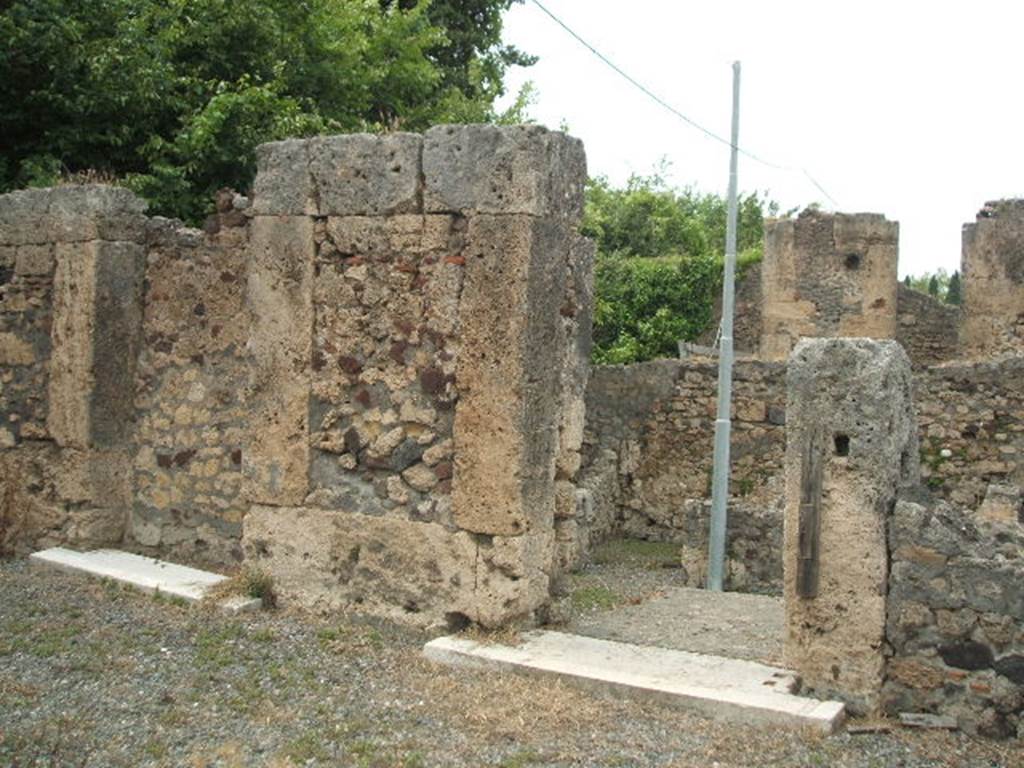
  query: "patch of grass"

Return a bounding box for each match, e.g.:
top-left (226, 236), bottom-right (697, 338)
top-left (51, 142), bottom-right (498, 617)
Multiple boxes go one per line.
top-left (570, 585), bottom-right (621, 612)
top-left (498, 748), bottom-right (545, 768)
top-left (591, 538), bottom-right (680, 569)
top-left (0, 622), bottom-right (82, 658)
top-left (283, 730), bottom-right (331, 764)
top-left (151, 589), bottom-right (189, 608)
top-left (317, 624), bottom-right (385, 652)
top-left (194, 623), bottom-right (246, 668)
top-left (205, 565), bottom-right (277, 609)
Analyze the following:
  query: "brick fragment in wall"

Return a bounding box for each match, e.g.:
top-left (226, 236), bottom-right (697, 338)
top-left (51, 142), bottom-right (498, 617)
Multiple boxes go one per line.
top-left (451, 215), bottom-right (567, 536)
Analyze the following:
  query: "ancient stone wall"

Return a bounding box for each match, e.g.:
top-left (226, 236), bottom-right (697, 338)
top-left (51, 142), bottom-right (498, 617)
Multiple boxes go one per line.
top-left (581, 354), bottom-right (1024, 596)
top-left (886, 494), bottom-right (1024, 739)
top-left (760, 210), bottom-right (899, 361)
top-left (960, 200), bottom-right (1024, 359)
top-left (896, 284), bottom-right (961, 367)
top-left (130, 194), bottom-right (252, 567)
top-left (0, 125), bottom-right (591, 630)
top-left (0, 187), bottom-right (146, 554)
top-left (582, 358), bottom-right (786, 593)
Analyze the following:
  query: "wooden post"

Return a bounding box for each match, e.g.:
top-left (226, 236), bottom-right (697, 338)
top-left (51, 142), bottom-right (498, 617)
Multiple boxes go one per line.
top-left (797, 430), bottom-right (823, 598)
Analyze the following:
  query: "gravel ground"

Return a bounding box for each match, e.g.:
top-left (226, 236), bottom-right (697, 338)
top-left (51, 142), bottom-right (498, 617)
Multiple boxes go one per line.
top-left (1, 556), bottom-right (1022, 768)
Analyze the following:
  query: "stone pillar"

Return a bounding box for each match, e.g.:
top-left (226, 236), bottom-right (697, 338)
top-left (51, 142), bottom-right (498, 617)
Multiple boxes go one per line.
top-left (0, 186), bottom-right (146, 550)
top-left (784, 338), bottom-right (918, 713)
top-left (761, 211), bottom-right (898, 361)
top-left (960, 199), bottom-right (1024, 358)
top-left (241, 126), bottom-right (590, 628)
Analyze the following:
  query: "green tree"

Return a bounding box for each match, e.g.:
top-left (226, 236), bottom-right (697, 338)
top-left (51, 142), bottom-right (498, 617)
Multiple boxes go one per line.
top-left (928, 275), bottom-right (940, 297)
top-left (0, 0), bottom-right (533, 222)
top-left (946, 270), bottom-right (962, 305)
top-left (582, 171), bottom-right (776, 364)
top-left (903, 275), bottom-right (911, 287)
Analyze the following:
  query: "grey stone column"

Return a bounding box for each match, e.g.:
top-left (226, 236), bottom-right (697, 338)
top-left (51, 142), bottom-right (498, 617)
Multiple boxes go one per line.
top-left (784, 338), bottom-right (918, 713)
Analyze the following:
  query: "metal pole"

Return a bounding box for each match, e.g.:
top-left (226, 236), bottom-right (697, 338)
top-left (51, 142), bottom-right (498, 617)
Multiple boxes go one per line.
top-left (707, 61), bottom-right (741, 591)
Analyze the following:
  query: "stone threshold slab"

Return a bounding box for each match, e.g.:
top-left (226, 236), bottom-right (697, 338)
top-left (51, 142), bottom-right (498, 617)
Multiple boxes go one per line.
top-left (424, 630), bottom-right (845, 733)
top-left (29, 547), bottom-right (261, 612)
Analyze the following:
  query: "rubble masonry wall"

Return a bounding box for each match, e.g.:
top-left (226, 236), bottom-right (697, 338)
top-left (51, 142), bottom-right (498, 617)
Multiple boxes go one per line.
top-left (0, 125), bottom-right (592, 630)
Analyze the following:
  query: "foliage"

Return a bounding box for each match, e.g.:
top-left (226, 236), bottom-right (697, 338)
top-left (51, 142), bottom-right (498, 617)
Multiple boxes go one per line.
top-left (946, 270), bottom-right (962, 305)
top-left (905, 268), bottom-right (962, 305)
top-left (583, 171), bottom-right (776, 364)
top-left (0, 0), bottom-right (532, 222)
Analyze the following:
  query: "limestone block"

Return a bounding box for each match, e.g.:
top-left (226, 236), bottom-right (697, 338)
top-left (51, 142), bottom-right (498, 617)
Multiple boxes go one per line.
top-left (15, 244), bottom-right (55, 276)
top-left (309, 133), bottom-right (422, 216)
top-left (784, 338), bottom-right (918, 714)
top-left (977, 483), bottom-right (1022, 525)
top-left (423, 125), bottom-right (586, 219)
top-left (244, 216), bottom-right (315, 505)
top-left (0, 186), bottom-right (147, 245)
top-left (251, 139), bottom-right (317, 216)
top-left (475, 531), bottom-right (554, 627)
top-left (48, 241), bottom-right (145, 448)
top-left (452, 215), bottom-right (568, 535)
top-left (242, 505), bottom-right (479, 628)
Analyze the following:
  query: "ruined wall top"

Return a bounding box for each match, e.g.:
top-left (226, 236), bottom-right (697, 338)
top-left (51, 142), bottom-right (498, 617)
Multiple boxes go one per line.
top-left (0, 185), bottom-right (148, 246)
top-left (251, 125), bottom-right (587, 221)
top-left (760, 210), bottom-right (899, 361)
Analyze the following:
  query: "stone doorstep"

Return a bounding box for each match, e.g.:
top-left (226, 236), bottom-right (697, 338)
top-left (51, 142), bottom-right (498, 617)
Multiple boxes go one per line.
top-left (28, 547), bottom-right (261, 613)
top-left (424, 630), bottom-right (846, 734)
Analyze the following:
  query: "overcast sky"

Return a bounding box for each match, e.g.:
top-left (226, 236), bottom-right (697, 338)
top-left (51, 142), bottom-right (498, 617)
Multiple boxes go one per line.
top-left (497, 0), bottom-right (1024, 277)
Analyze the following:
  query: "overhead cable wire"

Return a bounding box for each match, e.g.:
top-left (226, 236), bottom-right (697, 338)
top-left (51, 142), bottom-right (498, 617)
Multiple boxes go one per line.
top-left (528, 0), bottom-right (840, 207)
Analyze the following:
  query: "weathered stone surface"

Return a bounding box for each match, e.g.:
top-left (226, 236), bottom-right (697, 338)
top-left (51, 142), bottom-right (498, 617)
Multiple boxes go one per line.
top-left (960, 199), bottom-right (1024, 359)
top-left (977, 483), bottom-right (1021, 524)
top-left (783, 338), bottom-right (917, 714)
top-left (761, 211), bottom-right (898, 361)
top-left (251, 139), bottom-right (316, 216)
top-left (244, 216), bottom-right (315, 505)
top-left (0, 185), bottom-right (147, 245)
top-left (47, 240), bottom-right (144, 448)
top-left (884, 495), bottom-right (1024, 738)
top-left (423, 125), bottom-right (586, 218)
top-left (309, 133), bottom-right (422, 216)
top-left (452, 215), bottom-right (568, 536)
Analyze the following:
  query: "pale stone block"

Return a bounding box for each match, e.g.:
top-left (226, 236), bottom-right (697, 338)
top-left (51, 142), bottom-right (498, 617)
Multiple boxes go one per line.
top-left (244, 216), bottom-right (315, 505)
top-left (423, 125), bottom-right (586, 219)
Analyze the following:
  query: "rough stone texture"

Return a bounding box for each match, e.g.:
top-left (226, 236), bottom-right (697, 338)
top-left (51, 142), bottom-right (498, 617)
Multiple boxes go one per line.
top-left (306, 213), bottom-right (463, 522)
top-left (960, 199), bottom-right (1024, 359)
top-left (885, 496), bottom-right (1024, 739)
top-left (914, 358), bottom-right (1024, 510)
top-left (580, 358), bottom-right (787, 592)
top-left (451, 215), bottom-right (568, 536)
top-left (1, 186), bottom-right (144, 554)
top-left (423, 125), bottom-right (586, 219)
top-left (243, 216), bottom-right (315, 506)
top-left (2, 127), bottom-right (591, 630)
top-left (310, 133), bottom-right (423, 217)
top-left (761, 211), bottom-right (899, 361)
top-left (895, 284), bottom-right (961, 367)
top-left (783, 339), bottom-right (918, 714)
top-left (130, 208), bottom-right (250, 566)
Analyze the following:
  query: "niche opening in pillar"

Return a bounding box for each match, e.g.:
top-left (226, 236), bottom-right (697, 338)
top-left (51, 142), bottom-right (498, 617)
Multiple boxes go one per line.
top-left (844, 253), bottom-right (862, 270)
top-left (834, 434), bottom-right (851, 457)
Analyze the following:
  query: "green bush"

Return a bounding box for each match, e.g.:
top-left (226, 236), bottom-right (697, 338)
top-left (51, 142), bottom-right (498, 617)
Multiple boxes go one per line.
top-left (583, 171), bottom-right (775, 364)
